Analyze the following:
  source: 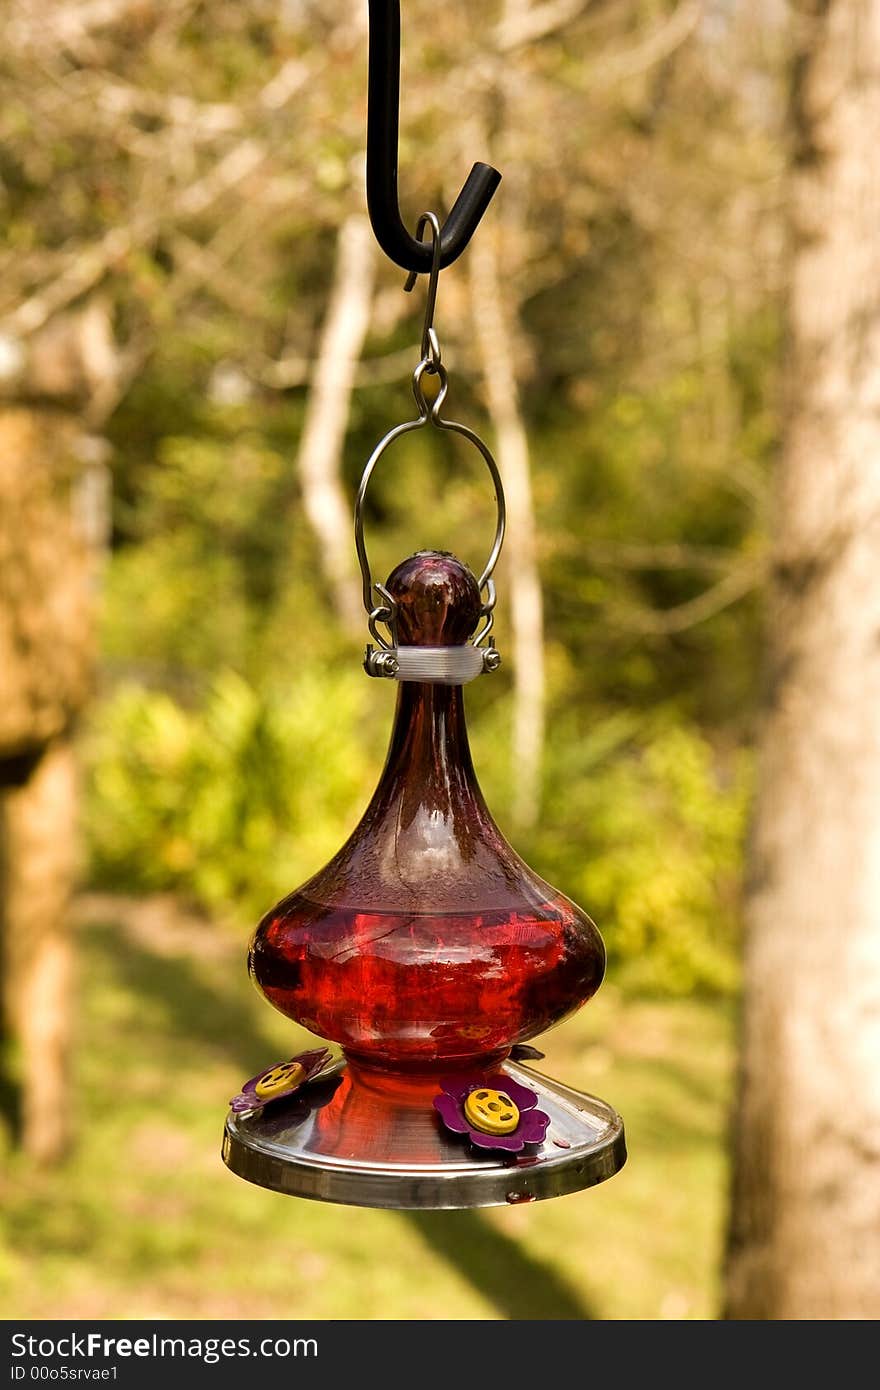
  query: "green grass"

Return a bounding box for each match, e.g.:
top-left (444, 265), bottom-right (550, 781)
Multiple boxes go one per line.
top-left (0, 896), bottom-right (734, 1319)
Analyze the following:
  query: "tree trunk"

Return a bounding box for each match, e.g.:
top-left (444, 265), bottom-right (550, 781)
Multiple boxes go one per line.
top-left (725, 0), bottom-right (880, 1319)
top-left (0, 408), bottom-right (96, 752)
top-left (0, 742), bottom-right (78, 1162)
top-left (0, 391), bottom-right (104, 1163)
top-left (296, 212), bottom-right (375, 635)
top-left (468, 228), bottom-right (546, 832)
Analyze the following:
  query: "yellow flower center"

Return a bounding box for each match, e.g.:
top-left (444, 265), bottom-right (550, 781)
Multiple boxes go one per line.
top-left (464, 1087), bottom-right (520, 1136)
top-left (255, 1060), bottom-right (305, 1099)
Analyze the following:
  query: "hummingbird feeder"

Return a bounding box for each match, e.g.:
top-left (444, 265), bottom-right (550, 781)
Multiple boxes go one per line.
top-left (221, 1), bottom-right (625, 1210)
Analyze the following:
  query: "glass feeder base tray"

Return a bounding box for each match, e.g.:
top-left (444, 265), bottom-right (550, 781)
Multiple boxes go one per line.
top-left (221, 1057), bottom-right (626, 1210)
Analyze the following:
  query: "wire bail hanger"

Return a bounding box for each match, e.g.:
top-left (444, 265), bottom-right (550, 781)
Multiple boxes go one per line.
top-left (354, 214), bottom-right (506, 683)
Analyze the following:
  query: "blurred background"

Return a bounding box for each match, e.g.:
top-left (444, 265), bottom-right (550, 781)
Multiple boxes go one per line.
top-left (1, 0), bottom-right (874, 1320)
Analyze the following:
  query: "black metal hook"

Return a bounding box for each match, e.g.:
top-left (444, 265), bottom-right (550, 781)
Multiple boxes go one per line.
top-left (367, 0), bottom-right (502, 276)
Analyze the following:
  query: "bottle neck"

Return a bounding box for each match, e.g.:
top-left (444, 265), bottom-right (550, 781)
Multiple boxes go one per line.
top-left (376, 681), bottom-right (483, 820)
top-left (299, 671), bottom-right (548, 913)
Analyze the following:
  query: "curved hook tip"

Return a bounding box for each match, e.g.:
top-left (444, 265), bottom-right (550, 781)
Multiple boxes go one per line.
top-left (365, 1), bottom-right (501, 273)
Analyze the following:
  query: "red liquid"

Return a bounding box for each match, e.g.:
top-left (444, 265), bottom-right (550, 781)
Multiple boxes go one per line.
top-left (250, 892), bottom-right (604, 1070)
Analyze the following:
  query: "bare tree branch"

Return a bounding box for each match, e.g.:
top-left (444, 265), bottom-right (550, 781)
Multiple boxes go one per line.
top-left (296, 213), bottom-right (376, 634)
top-left (610, 557), bottom-right (765, 636)
top-left (583, 539), bottom-right (756, 573)
top-left (494, 0), bottom-right (596, 53)
top-left (588, 0), bottom-right (703, 87)
top-left (3, 139), bottom-right (270, 337)
top-left (55, 57), bottom-right (309, 137)
top-left (469, 218), bottom-right (546, 831)
top-left (169, 234), bottom-right (267, 321)
top-left (262, 343), bottom-right (479, 392)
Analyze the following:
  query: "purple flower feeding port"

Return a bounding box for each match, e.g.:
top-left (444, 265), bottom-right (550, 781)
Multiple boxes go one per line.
top-left (434, 1073), bottom-right (551, 1154)
top-left (229, 1048), bottom-right (331, 1116)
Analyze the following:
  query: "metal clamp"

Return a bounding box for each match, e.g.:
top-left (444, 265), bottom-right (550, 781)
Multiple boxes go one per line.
top-left (354, 214), bottom-right (506, 672)
top-left (364, 642), bottom-right (500, 683)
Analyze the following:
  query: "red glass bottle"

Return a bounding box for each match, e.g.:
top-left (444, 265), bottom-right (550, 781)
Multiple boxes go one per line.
top-left (249, 550), bottom-right (604, 1078)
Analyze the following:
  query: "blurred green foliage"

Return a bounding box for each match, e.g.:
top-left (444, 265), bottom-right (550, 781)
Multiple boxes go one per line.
top-left (86, 669), bottom-right (371, 921)
top-left (537, 717), bottom-right (751, 994)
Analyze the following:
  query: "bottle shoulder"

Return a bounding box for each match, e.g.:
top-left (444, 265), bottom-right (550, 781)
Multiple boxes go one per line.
top-left (270, 781), bottom-right (591, 923)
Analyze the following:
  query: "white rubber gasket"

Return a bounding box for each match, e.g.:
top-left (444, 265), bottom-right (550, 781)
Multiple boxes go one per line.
top-left (391, 645), bottom-right (485, 685)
